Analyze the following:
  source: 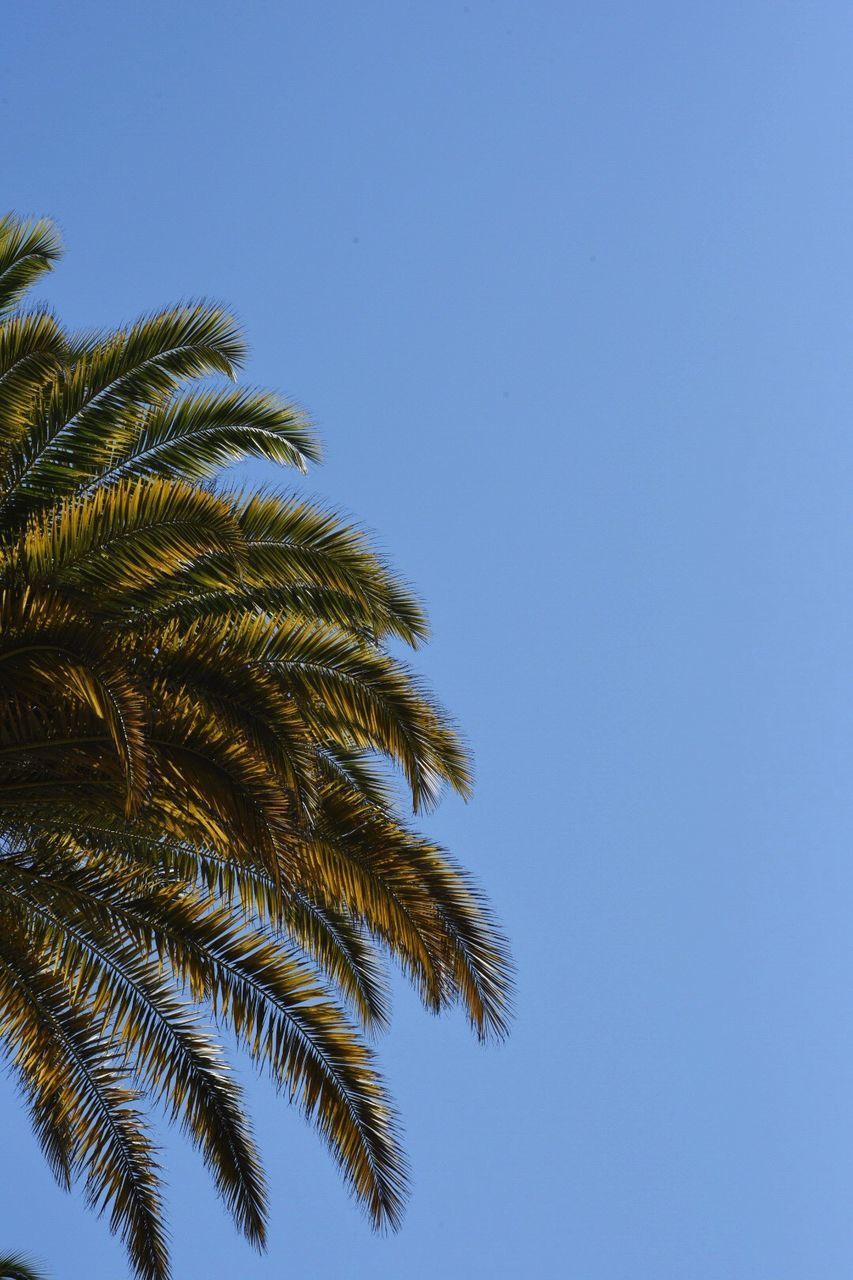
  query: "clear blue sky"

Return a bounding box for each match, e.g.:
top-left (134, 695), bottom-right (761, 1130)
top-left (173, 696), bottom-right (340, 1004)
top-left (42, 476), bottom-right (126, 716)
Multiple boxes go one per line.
top-left (4, 2), bottom-right (853, 1276)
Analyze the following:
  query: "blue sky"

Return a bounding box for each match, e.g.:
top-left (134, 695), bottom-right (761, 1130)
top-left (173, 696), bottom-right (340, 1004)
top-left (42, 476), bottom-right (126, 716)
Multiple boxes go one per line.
top-left (5, 1), bottom-right (853, 1276)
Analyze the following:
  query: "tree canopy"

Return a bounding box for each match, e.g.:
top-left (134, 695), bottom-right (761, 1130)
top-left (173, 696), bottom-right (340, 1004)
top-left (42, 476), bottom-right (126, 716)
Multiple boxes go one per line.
top-left (0, 214), bottom-right (512, 1279)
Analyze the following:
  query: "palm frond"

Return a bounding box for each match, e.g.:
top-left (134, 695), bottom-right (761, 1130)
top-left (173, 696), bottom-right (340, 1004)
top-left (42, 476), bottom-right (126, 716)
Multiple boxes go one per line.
top-left (93, 387), bottom-right (320, 487)
top-left (21, 477), bottom-right (245, 600)
top-left (0, 855), bottom-right (267, 1248)
top-left (230, 491), bottom-right (429, 647)
top-left (0, 311), bottom-right (66, 452)
top-left (0, 927), bottom-right (168, 1280)
top-left (0, 214), bottom-right (62, 314)
top-left (0, 588), bottom-right (150, 812)
top-left (0, 1253), bottom-right (49, 1280)
top-left (0, 304), bottom-right (245, 515)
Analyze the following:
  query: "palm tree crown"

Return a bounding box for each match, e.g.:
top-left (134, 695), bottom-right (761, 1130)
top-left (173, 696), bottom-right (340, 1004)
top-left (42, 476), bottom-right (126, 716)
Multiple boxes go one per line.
top-left (0, 214), bottom-right (512, 1279)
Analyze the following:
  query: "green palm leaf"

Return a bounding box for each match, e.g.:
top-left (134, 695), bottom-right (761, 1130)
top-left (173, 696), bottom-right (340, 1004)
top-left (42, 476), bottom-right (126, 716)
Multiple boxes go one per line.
top-left (0, 1254), bottom-right (49, 1280)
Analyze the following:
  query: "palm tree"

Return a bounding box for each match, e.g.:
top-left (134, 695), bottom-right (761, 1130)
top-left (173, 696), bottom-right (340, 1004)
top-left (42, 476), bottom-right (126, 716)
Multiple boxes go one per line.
top-left (0, 215), bottom-right (512, 1279)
